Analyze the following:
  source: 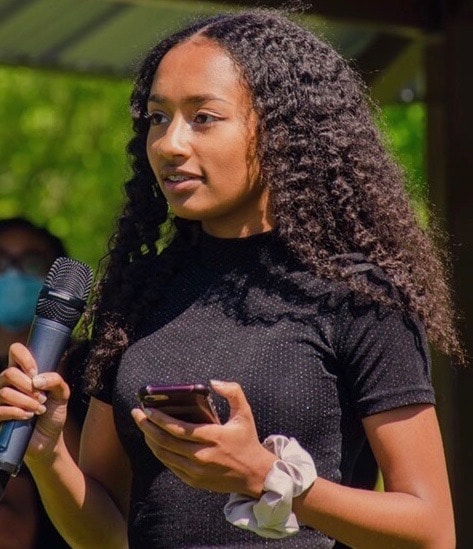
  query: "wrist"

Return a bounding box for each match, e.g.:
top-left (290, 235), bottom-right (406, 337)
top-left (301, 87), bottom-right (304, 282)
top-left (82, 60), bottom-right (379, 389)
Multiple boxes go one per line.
top-left (245, 446), bottom-right (278, 498)
top-left (25, 431), bottom-right (67, 472)
top-left (224, 435), bottom-right (318, 539)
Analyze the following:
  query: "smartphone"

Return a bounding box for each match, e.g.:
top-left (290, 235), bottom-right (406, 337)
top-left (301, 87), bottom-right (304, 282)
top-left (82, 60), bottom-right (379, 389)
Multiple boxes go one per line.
top-left (137, 383), bottom-right (220, 424)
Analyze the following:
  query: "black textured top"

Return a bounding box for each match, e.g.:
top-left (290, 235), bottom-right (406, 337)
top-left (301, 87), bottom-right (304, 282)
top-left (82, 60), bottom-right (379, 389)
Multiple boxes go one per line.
top-left (93, 230), bottom-right (435, 548)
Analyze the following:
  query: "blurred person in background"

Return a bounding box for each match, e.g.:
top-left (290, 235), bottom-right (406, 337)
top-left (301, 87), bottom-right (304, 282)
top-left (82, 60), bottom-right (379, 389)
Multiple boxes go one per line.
top-left (0, 217), bottom-right (66, 369)
top-left (0, 217), bottom-right (85, 548)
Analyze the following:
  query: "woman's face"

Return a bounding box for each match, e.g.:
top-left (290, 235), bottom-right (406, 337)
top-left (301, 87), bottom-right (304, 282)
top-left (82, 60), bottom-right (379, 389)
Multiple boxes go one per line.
top-left (146, 38), bottom-right (274, 238)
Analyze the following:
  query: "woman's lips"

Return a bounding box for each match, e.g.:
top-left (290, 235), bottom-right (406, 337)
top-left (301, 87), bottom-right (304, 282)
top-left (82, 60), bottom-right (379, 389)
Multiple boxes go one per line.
top-left (162, 175), bottom-right (204, 192)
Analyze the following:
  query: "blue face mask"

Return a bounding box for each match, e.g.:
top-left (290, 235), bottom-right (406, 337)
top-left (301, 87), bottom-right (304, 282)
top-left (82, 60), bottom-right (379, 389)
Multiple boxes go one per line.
top-left (0, 269), bottom-right (43, 331)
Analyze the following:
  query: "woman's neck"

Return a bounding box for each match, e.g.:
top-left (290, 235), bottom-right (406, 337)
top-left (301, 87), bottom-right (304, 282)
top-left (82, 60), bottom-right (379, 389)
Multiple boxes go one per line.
top-left (200, 198), bottom-right (275, 238)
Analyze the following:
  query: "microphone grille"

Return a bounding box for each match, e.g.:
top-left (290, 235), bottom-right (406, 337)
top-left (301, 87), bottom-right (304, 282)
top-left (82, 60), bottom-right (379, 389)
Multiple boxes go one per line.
top-left (36, 257), bottom-right (94, 328)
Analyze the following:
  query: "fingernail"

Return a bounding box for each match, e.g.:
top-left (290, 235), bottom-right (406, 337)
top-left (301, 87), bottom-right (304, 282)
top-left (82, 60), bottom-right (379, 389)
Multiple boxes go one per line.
top-left (131, 408), bottom-right (142, 419)
top-left (37, 392), bottom-right (47, 404)
top-left (210, 379), bottom-right (223, 388)
top-left (35, 404), bottom-right (47, 415)
top-left (32, 375), bottom-right (46, 389)
top-left (23, 412), bottom-right (35, 419)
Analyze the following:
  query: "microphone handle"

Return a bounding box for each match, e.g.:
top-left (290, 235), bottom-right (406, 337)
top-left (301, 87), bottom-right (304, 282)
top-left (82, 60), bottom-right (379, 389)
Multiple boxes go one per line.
top-left (0, 316), bottom-right (71, 477)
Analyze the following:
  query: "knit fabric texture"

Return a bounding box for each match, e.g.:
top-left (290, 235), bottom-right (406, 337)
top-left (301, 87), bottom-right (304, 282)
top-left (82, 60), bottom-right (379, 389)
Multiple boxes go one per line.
top-left (93, 230), bottom-right (435, 548)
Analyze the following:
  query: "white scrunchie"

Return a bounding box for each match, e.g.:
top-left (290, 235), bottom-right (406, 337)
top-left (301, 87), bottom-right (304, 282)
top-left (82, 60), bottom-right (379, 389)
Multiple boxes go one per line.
top-left (224, 434), bottom-right (317, 539)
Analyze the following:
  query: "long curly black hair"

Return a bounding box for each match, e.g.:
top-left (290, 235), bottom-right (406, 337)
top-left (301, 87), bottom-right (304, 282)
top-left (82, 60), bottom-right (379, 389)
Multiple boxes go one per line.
top-left (80, 8), bottom-right (464, 394)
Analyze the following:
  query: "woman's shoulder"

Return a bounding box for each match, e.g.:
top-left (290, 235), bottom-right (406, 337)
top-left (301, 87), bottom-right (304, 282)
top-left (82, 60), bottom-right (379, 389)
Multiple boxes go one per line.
top-left (275, 251), bottom-right (397, 315)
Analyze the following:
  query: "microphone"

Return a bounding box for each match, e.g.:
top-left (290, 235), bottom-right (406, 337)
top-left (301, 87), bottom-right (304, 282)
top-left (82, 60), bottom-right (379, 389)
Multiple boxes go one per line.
top-left (0, 257), bottom-right (93, 497)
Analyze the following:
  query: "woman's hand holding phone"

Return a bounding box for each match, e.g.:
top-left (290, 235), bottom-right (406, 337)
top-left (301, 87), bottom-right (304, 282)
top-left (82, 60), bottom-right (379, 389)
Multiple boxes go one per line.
top-left (132, 380), bottom-right (277, 498)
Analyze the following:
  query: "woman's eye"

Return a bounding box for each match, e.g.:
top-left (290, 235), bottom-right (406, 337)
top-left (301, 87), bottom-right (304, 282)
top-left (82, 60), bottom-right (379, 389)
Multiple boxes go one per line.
top-left (146, 112), bottom-right (168, 126)
top-left (193, 113), bottom-right (217, 125)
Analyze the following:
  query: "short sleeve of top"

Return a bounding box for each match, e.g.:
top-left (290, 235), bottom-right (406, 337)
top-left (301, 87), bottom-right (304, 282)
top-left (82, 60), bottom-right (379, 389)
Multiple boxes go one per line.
top-left (335, 299), bottom-right (435, 418)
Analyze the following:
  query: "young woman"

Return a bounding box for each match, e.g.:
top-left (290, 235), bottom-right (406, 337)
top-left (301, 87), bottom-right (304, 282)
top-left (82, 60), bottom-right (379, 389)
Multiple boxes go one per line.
top-left (0, 9), bottom-right (462, 548)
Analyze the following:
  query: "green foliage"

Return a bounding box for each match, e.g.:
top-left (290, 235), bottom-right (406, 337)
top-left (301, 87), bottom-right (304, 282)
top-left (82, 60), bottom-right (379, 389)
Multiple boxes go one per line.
top-left (382, 102), bottom-right (426, 200)
top-left (381, 102), bottom-right (427, 225)
top-left (0, 66), bottom-right (131, 271)
top-left (0, 66), bottom-right (426, 271)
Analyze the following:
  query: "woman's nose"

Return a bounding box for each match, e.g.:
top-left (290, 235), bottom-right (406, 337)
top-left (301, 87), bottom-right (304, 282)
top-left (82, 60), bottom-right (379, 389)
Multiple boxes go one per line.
top-left (155, 117), bottom-right (191, 159)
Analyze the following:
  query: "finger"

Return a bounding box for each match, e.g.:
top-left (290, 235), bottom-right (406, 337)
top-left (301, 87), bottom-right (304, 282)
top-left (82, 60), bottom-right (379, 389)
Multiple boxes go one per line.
top-left (131, 407), bottom-right (149, 429)
top-left (32, 372), bottom-right (70, 403)
top-left (0, 366), bottom-right (40, 396)
top-left (147, 443), bottom-right (226, 492)
top-left (0, 406), bottom-right (36, 421)
top-left (132, 407), bottom-right (208, 441)
top-left (150, 444), bottom-right (196, 484)
top-left (0, 386), bottom-right (46, 413)
top-left (151, 443), bottom-right (194, 472)
top-left (145, 429), bottom-right (200, 460)
top-left (132, 408), bottom-right (204, 456)
top-left (8, 343), bottom-right (38, 377)
top-left (210, 380), bottom-right (252, 422)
